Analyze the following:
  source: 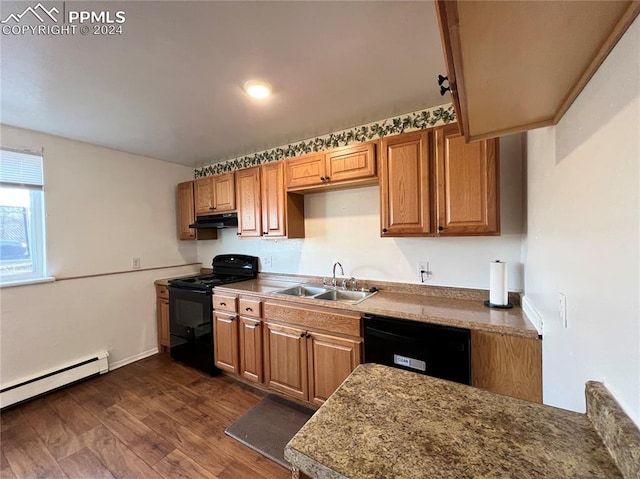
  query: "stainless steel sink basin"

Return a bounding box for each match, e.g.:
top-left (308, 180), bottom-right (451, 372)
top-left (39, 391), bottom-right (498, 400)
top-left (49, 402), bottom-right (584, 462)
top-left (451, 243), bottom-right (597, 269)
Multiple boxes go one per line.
top-left (314, 289), bottom-right (377, 304)
top-left (275, 285), bottom-right (330, 297)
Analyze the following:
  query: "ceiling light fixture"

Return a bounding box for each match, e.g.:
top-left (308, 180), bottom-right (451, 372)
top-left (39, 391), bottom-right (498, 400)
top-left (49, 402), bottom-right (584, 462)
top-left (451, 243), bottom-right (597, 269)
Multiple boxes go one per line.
top-left (244, 80), bottom-right (272, 99)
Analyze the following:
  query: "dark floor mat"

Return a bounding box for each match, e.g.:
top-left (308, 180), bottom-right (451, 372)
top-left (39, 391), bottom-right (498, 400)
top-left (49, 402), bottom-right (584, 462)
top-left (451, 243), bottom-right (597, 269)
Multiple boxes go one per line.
top-left (225, 394), bottom-right (315, 468)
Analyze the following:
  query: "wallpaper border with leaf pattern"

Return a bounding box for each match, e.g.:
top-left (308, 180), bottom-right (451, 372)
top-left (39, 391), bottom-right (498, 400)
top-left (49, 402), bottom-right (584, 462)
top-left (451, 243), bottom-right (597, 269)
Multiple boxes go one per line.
top-left (194, 103), bottom-right (455, 178)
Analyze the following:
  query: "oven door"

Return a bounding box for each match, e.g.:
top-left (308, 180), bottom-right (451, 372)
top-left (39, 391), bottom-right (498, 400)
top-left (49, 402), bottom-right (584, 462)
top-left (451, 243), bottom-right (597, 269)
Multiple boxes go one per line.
top-left (168, 286), bottom-right (218, 375)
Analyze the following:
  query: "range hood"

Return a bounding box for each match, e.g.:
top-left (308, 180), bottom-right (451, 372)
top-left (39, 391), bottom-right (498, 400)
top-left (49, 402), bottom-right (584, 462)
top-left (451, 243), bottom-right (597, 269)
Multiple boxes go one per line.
top-left (189, 212), bottom-right (238, 229)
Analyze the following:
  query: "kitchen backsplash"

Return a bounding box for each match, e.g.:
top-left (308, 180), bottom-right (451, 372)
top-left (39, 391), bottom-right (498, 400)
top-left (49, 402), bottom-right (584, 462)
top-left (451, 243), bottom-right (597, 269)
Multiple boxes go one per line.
top-left (194, 103), bottom-right (456, 177)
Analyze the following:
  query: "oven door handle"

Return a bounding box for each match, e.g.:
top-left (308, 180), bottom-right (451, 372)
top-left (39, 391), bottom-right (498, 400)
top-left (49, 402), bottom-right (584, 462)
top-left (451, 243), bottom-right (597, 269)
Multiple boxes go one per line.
top-left (168, 287), bottom-right (209, 295)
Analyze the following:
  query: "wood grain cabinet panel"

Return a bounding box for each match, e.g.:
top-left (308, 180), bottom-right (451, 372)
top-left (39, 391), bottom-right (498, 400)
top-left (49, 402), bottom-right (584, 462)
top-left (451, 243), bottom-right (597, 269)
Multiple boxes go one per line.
top-left (324, 143), bottom-right (376, 184)
top-left (379, 131), bottom-right (431, 236)
top-left (435, 124), bottom-right (499, 235)
top-left (155, 285), bottom-right (170, 351)
top-left (308, 333), bottom-right (362, 406)
top-left (285, 154), bottom-right (326, 189)
top-left (285, 143), bottom-right (377, 192)
top-left (235, 167), bottom-right (262, 238)
top-left (261, 162), bottom-right (287, 237)
top-left (435, 1), bottom-right (640, 141)
top-left (176, 181), bottom-right (217, 241)
top-left (214, 311), bottom-right (239, 374)
top-left (471, 330), bottom-right (542, 403)
top-left (239, 317), bottom-right (263, 384)
top-left (194, 173), bottom-right (236, 215)
top-left (263, 322), bottom-right (308, 401)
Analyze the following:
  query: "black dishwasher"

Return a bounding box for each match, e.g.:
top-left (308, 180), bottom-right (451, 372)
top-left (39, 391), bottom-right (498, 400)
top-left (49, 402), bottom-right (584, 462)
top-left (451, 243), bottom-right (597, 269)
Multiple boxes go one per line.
top-left (363, 314), bottom-right (471, 385)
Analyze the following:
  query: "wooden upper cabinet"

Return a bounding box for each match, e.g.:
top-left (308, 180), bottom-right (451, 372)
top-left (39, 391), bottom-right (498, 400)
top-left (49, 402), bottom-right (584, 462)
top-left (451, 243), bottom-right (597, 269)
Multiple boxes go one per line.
top-left (176, 180), bottom-right (216, 241)
top-left (236, 167), bottom-right (262, 238)
top-left (379, 131), bottom-right (431, 236)
top-left (325, 143), bottom-right (376, 184)
top-left (194, 176), bottom-right (215, 215)
top-left (259, 162), bottom-right (305, 238)
top-left (176, 181), bottom-right (196, 240)
top-left (435, 124), bottom-right (499, 236)
top-left (213, 173), bottom-right (236, 212)
top-left (194, 173), bottom-right (236, 215)
top-left (436, 1), bottom-right (640, 141)
top-left (261, 162), bottom-right (287, 237)
top-left (285, 153), bottom-right (326, 189)
top-left (285, 143), bottom-right (377, 192)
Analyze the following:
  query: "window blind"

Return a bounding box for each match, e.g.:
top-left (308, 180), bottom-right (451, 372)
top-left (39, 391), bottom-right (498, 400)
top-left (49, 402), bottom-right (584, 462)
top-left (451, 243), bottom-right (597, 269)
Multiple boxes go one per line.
top-left (0, 148), bottom-right (44, 188)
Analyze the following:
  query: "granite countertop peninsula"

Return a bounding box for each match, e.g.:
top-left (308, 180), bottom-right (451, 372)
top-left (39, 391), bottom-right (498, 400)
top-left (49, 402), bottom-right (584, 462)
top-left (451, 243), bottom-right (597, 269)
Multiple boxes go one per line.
top-left (213, 275), bottom-right (539, 339)
top-left (284, 363), bottom-right (623, 479)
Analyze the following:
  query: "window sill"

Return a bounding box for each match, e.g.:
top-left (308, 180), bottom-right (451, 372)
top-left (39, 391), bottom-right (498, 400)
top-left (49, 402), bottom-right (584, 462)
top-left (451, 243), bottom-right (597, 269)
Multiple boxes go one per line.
top-left (0, 276), bottom-right (56, 288)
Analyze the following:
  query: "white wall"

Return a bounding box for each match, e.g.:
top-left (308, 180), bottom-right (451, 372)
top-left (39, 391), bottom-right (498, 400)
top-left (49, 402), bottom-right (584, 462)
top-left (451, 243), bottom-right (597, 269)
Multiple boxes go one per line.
top-left (198, 134), bottom-right (524, 291)
top-left (0, 126), bottom-right (199, 386)
top-left (524, 18), bottom-right (639, 424)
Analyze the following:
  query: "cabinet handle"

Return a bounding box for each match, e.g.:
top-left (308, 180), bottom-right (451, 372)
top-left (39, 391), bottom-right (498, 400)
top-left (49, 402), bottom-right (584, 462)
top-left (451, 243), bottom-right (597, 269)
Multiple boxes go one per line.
top-left (325, 176), bottom-right (330, 181)
top-left (245, 307), bottom-right (253, 312)
top-left (220, 302), bottom-right (226, 306)
top-left (382, 228), bottom-right (388, 233)
top-left (263, 231), bottom-right (269, 235)
top-left (320, 176), bottom-right (326, 182)
top-left (299, 332), bottom-right (306, 338)
top-left (248, 323), bottom-right (260, 329)
top-left (209, 206), bottom-right (217, 210)
top-left (236, 232), bottom-right (241, 236)
top-left (438, 226), bottom-right (444, 232)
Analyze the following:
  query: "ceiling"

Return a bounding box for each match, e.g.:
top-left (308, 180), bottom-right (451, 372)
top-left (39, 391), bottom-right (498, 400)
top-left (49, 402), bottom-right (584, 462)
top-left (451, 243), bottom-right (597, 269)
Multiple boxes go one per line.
top-left (0, 1), bottom-right (447, 167)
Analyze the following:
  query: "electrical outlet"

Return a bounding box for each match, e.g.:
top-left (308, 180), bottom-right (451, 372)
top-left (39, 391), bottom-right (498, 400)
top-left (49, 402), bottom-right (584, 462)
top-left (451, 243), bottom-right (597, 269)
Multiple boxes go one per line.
top-left (559, 293), bottom-right (568, 328)
top-left (132, 257), bottom-right (141, 270)
top-left (417, 261), bottom-right (430, 283)
top-left (263, 256), bottom-right (272, 268)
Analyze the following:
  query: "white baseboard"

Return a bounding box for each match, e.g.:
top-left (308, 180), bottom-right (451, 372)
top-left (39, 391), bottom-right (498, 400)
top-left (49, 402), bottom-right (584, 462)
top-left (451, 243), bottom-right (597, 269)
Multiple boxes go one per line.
top-left (108, 347), bottom-right (159, 370)
top-left (522, 295), bottom-right (544, 336)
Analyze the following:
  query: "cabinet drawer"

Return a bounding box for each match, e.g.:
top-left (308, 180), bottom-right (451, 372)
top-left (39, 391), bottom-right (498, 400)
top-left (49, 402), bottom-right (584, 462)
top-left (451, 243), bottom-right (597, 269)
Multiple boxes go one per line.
top-left (213, 293), bottom-right (237, 312)
top-left (263, 300), bottom-right (361, 337)
top-left (155, 284), bottom-right (169, 300)
top-left (239, 297), bottom-right (262, 318)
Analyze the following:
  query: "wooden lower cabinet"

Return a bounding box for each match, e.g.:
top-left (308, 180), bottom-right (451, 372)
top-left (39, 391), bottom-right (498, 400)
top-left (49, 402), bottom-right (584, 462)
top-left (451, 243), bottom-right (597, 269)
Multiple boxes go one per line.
top-left (308, 332), bottom-right (361, 406)
top-left (471, 330), bottom-right (542, 403)
top-left (155, 285), bottom-right (170, 351)
top-left (239, 316), bottom-right (263, 383)
top-left (263, 319), bottom-right (362, 405)
top-left (264, 323), bottom-right (309, 401)
top-left (214, 311), bottom-right (239, 374)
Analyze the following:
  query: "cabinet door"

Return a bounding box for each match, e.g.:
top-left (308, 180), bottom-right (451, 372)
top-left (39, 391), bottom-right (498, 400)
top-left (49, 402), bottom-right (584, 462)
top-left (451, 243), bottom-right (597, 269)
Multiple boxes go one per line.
top-left (308, 333), bottom-right (361, 406)
top-left (435, 125), bottom-right (499, 235)
top-left (236, 167), bottom-right (262, 237)
top-left (325, 143), bottom-right (376, 184)
top-left (214, 311), bottom-right (238, 374)
top-left (194, 177), bottom-right (215, 215)
top-left (285, 153), bottom-right (326, 189)
top-left (239, 317), bottom-right (263, 383)
top-left (261, 162), bottom-right (287, 237)
top-left (263, 322), bottom-right (308, 401)
top-left (213, 173), bottom-right (236, 212)
top-left (379, 131), bottom-right (431, 236)
top-left (176, 181), bottom-right (196, 240)
top-left (157, 299), bottom-right (170, 350)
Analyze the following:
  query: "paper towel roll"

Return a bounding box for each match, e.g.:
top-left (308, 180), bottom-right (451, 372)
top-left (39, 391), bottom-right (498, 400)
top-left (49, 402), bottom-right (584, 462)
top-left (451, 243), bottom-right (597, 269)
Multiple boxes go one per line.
top-left (489, 260), bottom-right (508, 306)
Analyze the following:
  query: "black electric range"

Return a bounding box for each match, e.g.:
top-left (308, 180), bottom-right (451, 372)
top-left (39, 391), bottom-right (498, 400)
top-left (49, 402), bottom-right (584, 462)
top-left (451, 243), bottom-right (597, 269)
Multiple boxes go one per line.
top-left (167, 254), bottom-right (259, 375)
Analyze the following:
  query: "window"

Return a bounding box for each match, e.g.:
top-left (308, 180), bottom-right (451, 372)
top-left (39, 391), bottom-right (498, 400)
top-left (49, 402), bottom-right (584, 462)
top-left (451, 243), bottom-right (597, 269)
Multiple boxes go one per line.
top-left (0, 148), bottom-right (47, 285)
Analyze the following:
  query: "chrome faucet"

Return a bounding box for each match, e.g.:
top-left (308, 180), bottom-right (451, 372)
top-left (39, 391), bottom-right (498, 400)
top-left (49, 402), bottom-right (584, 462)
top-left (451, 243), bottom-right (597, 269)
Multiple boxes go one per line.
top-left (332, 262), bottom-right (344, 288)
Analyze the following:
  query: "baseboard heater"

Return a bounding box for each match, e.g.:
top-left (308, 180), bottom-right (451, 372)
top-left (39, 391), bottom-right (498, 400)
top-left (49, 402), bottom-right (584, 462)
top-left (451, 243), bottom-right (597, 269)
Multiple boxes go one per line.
top-left (0, 351), bottom-right (109, 409)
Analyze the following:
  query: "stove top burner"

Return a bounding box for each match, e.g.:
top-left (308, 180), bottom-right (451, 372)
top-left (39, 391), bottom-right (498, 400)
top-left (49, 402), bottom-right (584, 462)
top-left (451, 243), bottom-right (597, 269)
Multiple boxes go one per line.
top-left (168, 254), bottom-right (259, 292)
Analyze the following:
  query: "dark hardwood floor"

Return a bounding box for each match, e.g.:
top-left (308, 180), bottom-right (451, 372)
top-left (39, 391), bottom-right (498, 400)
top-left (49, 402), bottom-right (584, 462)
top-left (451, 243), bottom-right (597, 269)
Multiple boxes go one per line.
top-left (0, 354), bottom-right (291, 479)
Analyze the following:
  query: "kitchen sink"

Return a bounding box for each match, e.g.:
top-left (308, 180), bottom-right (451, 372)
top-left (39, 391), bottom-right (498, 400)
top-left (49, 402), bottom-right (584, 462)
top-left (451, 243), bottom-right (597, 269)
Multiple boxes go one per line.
top-left (275, 285), bottom-right (331, 297)
top-left (274, 284), bottom-right (377, 304)
top-left (314, 289), bottom-right (376, 304)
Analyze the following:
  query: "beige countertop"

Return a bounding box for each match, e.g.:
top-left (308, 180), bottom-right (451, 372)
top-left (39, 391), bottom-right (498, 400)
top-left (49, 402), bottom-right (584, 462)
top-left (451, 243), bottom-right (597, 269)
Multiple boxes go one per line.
top-left (213, 278), bottom-right (539, 339)
top-left (284, 363), bottom-right (622, 479)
